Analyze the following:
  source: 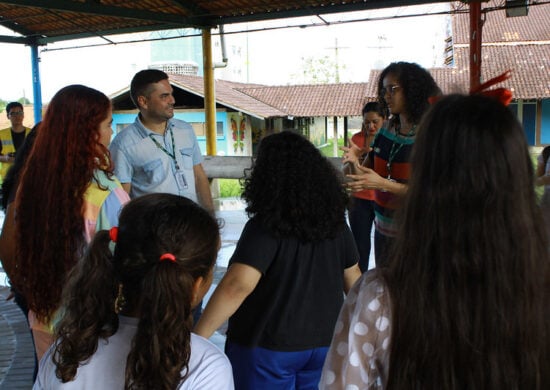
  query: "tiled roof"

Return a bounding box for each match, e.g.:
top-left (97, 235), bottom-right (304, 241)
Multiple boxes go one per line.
top-left (452, 45), bottom-right (550, 99)
top-left (452, 1), bottom-right (549, 44)
top-left (236, 83), bottom-right (369, 117)
top-left (363, 1), bottom-right (550, 101)
top-left (168, 74), bottom-right (286, 119)
top-left (367, 43), bottom-right (550, 101)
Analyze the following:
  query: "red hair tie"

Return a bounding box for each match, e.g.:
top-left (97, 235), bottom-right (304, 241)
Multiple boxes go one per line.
top-left (159, 253), bottom-right (177, 263)
top-left (109, 227), bottom-right (118, 243)
top-left (470, 70), bottom-right (513, 106)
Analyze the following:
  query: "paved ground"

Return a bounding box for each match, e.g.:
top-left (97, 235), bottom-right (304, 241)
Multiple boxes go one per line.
top-left (0, 286), bottom-right (35, 389)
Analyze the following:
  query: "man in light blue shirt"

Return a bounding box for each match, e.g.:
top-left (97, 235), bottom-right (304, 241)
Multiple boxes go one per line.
top-left (110, 69), bottom-right (214, 213)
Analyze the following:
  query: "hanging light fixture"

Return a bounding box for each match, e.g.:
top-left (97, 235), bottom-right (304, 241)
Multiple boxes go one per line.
top-left (505, 0), bottom-right (529, 17)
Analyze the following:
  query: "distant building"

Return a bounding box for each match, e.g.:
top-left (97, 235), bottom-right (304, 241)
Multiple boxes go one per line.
top-left (109, 74), bottom-right (367, 156)
top-left (148, 61), bottom-right (199, 76)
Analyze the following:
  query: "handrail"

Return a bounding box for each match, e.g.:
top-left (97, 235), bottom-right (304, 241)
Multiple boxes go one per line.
top-left (202, 156), bottom-right (343, 179)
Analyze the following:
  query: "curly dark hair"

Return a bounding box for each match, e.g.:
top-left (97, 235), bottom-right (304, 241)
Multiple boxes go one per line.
top-left (384, 95), bottom-right (549, 389)
top-left (241, 130), bottom-right (349, 242)
top-left (377, 61), bottom-right (440, 127)
top-left (13, 84), bottom-right (114, 322)
top-left (53, 193), bottom-right (220, 389)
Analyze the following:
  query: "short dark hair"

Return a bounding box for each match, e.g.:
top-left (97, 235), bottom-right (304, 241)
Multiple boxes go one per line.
top-left (130, 69), bottom-right (169, 108)
top-left (361, 101), bottom-right (386, 118)
top-left (6, 101), bottom-right (23, 115)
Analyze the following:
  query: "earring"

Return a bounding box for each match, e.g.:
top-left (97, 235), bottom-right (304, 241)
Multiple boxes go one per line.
top-left (114, 283), bottom-right (126, 313)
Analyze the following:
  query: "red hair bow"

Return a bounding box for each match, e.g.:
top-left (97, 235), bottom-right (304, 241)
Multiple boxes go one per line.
top-left (470, 70), bottom-right (513, 106)
top-left (109, 227), bottom-right (118, 243)
top-left (428, 70), bottom-right (513, 106)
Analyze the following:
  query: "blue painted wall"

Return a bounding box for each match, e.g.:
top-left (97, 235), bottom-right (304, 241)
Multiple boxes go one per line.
top-left (523, 103), bottom-right (537, 146)
top-left (111, 110), bottom-right (229, 155)
top-left (509, 100), bottom-right (545, 146)
top-left (541, 100), bottom-right (550, 145)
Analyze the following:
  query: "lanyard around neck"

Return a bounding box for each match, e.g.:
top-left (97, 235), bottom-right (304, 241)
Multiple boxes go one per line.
top-left (386, 125), bottom-right (416, 179)
top-left (149, 127), bottom-right (180, 170)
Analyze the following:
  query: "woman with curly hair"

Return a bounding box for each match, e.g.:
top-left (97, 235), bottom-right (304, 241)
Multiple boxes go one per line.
top-left (195, 131), bottom-right (361, 389)
top-left (321, 94), bottom-right (550, 389)
top-left (34, 193), bottom-right (233, 389)
top-left (344, 62), bottom-right (440, 267)
top-left (10, 84), bottom-right (130, 360)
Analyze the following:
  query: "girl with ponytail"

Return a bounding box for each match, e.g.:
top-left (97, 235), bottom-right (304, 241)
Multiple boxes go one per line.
top-left (34, 193), bottom-right (234, 389)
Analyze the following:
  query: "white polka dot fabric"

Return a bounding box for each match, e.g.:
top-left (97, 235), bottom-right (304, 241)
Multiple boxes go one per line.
top-left (320, 270), bottom-right (391, 389)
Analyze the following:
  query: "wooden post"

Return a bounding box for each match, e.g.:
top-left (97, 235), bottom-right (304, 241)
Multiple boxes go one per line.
top-left (333, 116), bottom-right (338, 157)
top-left (202, 28), bottom-right (216, 156)
top-left (469, 1), bottom-right (483, 91)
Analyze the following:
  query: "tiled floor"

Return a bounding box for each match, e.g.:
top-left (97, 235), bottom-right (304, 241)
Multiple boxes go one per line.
top-left (0, 286), bottom-right (35, 389)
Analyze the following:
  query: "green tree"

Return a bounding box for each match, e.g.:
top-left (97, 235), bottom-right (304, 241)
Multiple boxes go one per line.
top-left (291, 55), bottom-right (346, 84)
top-left (0, 97), bottom-right (31, 113)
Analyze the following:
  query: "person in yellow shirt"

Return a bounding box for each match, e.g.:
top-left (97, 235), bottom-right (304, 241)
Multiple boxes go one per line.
top-left (0, 102), bottom-right (31, 183)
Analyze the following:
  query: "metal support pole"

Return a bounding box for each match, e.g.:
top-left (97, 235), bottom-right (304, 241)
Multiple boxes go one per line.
top-left (469, 1), bottom-right (483, 91)
top-left (30, 45), bottom-right (42, 124)
top-left (202, 28), bottom-right (216, 156)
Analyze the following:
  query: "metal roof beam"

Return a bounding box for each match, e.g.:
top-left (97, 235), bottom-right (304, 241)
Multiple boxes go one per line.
top-left (32, 24), bottom-right (187, 45)
top-left (169, 0), bottom-right (210, 18)
top-left (0, 33), bottom-right (29, 44)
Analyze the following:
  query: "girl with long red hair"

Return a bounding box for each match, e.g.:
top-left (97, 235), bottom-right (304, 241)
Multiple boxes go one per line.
top-left (10, 84), bottom-right (130, 360)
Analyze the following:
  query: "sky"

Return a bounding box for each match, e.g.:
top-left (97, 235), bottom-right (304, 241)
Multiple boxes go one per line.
top-left (0, 3), bottom-right (450, 104)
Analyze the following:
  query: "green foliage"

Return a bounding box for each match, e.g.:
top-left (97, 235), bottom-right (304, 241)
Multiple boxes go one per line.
top-left (0, 97), bottom-right (31, 113)
top-left (218, 178), bottom-right (242, 198)
top-left (532, 151), bottom-right (544, 200)
top-left (319, 137), bottom-right (345, 158)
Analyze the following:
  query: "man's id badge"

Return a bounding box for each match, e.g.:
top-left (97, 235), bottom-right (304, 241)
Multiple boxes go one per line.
top-left (175, 170), bottom-right (188, 190)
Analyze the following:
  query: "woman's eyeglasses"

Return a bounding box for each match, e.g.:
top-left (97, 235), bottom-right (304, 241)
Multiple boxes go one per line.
top-left (380, 85), bottom-right (401, 96)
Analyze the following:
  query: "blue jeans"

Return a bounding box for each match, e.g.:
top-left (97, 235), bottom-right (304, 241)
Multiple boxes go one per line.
top-left (225, 342), bottom-right (328, 390)
top-left (348, 197), bottom-right (375, 272)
